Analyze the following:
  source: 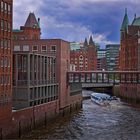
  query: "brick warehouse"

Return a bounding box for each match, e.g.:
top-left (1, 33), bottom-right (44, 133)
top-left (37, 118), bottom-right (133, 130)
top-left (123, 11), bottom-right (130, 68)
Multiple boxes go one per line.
top-left (0, 11), bottom-right (82, 138)
top-left (0, 0), bottom-right (13, 129)
top-left (70, 36), bottom-right (97, 71)
top-left (118, 9), bottom-right (140, 101)
top-left (13, 12), bottom-right (82, 110)
top-left (12, 13), bottom-right (59, 110)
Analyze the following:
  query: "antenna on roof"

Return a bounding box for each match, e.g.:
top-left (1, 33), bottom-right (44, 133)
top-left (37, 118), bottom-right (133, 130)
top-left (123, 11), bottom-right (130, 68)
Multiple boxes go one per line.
top-left (134, 13), bottom-right (136, 19)
top-left (125, 8), bottom-right (127, 14)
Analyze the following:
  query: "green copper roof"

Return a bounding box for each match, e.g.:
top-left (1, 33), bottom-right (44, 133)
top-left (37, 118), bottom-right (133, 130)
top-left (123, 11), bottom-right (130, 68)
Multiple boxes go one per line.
top-left (13, 29), bottom-right (22, 32)
top-left (132, 17), bottom-right (140, 26)
top-left (121, 8), bottom-right (129, 30)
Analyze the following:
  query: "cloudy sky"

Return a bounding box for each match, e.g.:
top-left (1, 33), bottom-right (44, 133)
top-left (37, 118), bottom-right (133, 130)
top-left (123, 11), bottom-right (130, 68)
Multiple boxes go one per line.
top-left (13, 0), bottom-right (140, 48)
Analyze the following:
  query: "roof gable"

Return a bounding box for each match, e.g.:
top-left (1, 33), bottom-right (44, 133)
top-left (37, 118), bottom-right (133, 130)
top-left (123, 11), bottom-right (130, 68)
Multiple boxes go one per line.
top-left (24, 13), bottom-right (39, 28)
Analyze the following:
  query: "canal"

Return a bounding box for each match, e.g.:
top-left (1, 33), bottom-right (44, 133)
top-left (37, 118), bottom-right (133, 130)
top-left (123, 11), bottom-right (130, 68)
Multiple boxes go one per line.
top-left (22, 90), bottom-right (140, 140)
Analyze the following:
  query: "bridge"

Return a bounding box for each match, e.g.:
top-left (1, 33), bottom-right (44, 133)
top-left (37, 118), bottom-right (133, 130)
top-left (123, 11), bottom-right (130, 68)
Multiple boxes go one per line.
top-left (67, 71), bottom-right (140, 85)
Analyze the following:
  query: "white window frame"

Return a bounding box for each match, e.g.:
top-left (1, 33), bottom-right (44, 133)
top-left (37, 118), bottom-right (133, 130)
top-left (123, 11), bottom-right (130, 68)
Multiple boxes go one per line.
top-left (51, 45), bottom-right (57, 52)
top-left (41, 45), bottom-right (47, 52)
top-left (23, 45), bottom-right (29, 51)
top-left (14, 45), bottom-right (20, 51)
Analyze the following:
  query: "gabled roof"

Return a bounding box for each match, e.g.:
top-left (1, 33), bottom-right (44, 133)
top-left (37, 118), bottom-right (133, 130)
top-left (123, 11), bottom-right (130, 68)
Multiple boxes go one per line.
top-left (121, 8), bottom-right (129, 31)
top-left (132, 17), bottom-right (140, 26)
top-left (24, 12), bottom-right (39, 28)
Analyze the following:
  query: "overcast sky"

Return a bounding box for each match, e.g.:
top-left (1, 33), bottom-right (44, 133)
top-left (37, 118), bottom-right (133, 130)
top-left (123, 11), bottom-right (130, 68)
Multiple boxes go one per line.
top-left (13, 0), bottom-right (140, 48)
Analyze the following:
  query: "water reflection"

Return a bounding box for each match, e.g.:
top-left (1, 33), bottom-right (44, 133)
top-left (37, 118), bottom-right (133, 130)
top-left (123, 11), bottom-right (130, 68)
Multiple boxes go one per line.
top-left (22, 91), bottom-right (140, 140)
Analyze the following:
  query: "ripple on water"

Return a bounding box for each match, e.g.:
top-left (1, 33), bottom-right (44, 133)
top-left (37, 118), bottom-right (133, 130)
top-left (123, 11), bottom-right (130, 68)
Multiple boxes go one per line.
top-left (22, 92), bottom-right (140, 140)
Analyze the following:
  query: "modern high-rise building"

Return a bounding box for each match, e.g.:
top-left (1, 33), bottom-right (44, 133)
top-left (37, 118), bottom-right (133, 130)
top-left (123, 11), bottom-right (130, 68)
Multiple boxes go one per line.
top-left (70, 36), bottom-right (97, 71)
top-left (97, 49), bottom-right (106, 71)
top-left (0, 0), bottom-right (13, 126)
top-left (106, 44), bottom-right (120, 71)
top-left (70, 42), bottom-right (83, 51)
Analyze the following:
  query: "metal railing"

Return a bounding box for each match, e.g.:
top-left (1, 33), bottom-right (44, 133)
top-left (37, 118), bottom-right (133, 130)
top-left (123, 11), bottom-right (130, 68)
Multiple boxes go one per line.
top-left (67, 71), bottom-right (140, 85)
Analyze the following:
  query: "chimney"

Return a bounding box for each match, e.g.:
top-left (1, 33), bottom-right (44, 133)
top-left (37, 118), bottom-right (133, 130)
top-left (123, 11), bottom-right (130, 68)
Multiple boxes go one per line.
top-left (38, 18), bottom-right (40, 28)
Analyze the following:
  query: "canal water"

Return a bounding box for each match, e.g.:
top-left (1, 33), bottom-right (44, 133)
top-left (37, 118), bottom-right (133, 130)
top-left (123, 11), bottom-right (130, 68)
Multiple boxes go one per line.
top-left (22, 90), bottom-right (140, 140)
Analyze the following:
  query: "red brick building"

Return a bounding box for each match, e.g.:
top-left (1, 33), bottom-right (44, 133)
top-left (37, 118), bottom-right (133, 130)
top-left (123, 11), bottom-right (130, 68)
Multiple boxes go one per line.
top-left (0, 0), bottom-right (13, 128)
top-left (13, 12), bottom-right (41, 40)
top-left (120, 10), bottom-right (140, 71)
top-left (70, 36), bottom-right (97, 71)
top-left (13, 12), bottom-right (82, 110)
top-left (119, 9), bottom-right (140, 101)
top-left (0, 8), bottom-right (82, 139)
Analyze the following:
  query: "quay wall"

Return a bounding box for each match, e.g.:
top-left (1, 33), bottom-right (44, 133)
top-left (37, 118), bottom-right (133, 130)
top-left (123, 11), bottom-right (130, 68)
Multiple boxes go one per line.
top-left (113, 84), bottom-right (140, 103)
top-left (1, 94), bottom-right (82, 139)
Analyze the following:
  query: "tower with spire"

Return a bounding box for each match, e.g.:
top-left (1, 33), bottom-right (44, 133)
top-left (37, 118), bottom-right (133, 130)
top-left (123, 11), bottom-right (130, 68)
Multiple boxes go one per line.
top-left (120, 8), bottom-right (129, 42)
top-left (121, 8), bottom-right (129, 32)
top-left (89, 35), bottom-right (95, 46)
top-left (84, 38), bottom-right (88, 47)
top-left (13, 12), bottom-right (41, 40)
top-left (119, 8), bottom-right (140, 71)
top-left (119, 8), bottom-right (140, 104)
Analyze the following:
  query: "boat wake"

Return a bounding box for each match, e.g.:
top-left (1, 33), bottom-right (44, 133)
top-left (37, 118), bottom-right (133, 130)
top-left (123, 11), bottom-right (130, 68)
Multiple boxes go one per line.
top-left (91, 92), bottom-right (120, 107)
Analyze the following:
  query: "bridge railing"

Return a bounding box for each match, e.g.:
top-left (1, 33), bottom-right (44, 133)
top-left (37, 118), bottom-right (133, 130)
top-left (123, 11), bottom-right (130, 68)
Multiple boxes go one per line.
top-left (67, 71), bottom-right (140, 84)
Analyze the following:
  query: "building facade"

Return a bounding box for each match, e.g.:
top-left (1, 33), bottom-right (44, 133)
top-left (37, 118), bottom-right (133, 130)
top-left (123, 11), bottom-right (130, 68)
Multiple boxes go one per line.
top-left (106, 44), bottom-right (120, 71)
top-left (13, 13), bottom-right (82, 110)
top-left (97, 49), bottom-right (106, 71)
top-left (0, 7), bottom-right (82, 138)
top-left (119, 10), bottom-right (140, 71)
top-left (13, 49), bottom-right (58, 109)
top-left (117, 9), bottom-right (140, 102)
top-left (70, 42), bottom-right (83, 51)
top-left (12, 13), bottom-right (59, 109)
top-left (70, 36), bottom-right (97, 71)
top-left (0, 0), bottom-right (13, 126)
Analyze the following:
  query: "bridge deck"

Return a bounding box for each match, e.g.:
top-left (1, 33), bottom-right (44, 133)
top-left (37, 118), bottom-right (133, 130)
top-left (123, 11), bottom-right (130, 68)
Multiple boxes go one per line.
top-left (67, 71), bottom-right (140, 84)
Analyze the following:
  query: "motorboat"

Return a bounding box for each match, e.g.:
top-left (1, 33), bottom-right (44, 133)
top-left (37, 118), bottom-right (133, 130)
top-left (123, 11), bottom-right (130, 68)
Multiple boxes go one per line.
top-left (91, 92), bottom-right (118, 106)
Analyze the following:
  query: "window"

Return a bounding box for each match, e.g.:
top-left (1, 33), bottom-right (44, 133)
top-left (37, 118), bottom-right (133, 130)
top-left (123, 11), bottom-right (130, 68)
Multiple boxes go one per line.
top-left (4, 2), bottom-right (7, 13)
top-left (1, 39), bottom-right (4, 47)
top-left (79, 55), bottom-right (83, 60)
top-left (42, 46), bottom-right (47, 52)
top-left (8, 22), bottom-right (10, 32)
top-left (14, 45), bottom-right (20, 51)
top-left (4, 39), bottom-right (8, 48)
top-left (1, 1), bottom-right (4, 12)
top-left (8, 40), bottom-right (10, 48)
top-left (51, 45), bottom-right (56, 52)
top-left (13, 35), bottom-right (17, 40)
top-left (8, 59), bottom-right (10, 67)
top-left (4, 21), bottom-right (7, 31)
top-left (8, 4), bottom-right (11, 14)
top-left (33, 46), bottom-right (38, 51)
top-left (23, 45), bottom-right (29, 51)
top-left (1, 20), bottom-right (4, 30)
top-left (3, 57), bottom-right (8, 67)
top-left (0, 57), bottom-right (4, 67)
